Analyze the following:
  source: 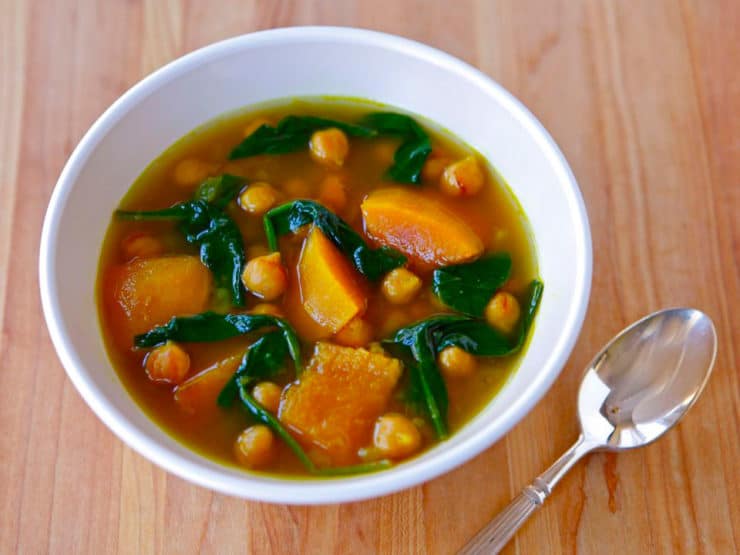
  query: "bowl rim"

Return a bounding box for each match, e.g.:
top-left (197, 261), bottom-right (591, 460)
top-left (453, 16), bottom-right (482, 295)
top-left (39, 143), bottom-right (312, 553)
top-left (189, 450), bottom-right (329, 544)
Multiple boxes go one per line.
top-left (39, 26), bottom-right (592, 504)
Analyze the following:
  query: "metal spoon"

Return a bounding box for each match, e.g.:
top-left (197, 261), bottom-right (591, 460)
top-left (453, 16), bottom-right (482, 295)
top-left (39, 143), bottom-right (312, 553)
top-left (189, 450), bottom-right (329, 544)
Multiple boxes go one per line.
top-left (459, 308), bottom-right (717, 554)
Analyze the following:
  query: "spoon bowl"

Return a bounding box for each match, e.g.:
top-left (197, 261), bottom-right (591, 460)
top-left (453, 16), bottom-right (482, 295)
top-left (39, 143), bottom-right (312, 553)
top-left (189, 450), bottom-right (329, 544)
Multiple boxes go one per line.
top-left (579, 308), bottom-right (717, 450)
top-left (461, 308), bottom-right (717, 554)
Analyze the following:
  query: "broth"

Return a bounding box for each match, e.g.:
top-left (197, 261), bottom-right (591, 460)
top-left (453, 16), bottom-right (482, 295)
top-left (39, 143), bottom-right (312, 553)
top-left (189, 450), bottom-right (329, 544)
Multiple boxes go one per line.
top-left (97, 98), bottom-right (539, 476)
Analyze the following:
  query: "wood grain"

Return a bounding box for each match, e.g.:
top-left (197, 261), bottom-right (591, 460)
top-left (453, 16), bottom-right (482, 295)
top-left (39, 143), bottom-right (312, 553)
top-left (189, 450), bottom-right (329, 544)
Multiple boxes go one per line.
top-left (1, 1), bottom-right (737, 553)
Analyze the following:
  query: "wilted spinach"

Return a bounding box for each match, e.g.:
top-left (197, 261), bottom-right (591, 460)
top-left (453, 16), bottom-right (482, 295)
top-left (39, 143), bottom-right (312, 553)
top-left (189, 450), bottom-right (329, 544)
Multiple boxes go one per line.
top-left (264, 200), bottom-right (406, 281)
top-left (387, 280), bottom-right (544, 438)
top-left (217, 330), bottom-right (290, 408)
top-left (432, 253), bottom-right (513, 317)
top-left (134, 311), bottom-right (301, 371)
top-left (229, 112), bottom-right (432, 184)
top-left (229, 115), bottom-right (376, 159)
top-left (116, 174), bottom-right (246, 306)
top-left (136, 312), bottom-right (392, 474)
top-left (361, 112), bottom-right (432, 184)
top-left (193, 174), bottom-right (243, 209)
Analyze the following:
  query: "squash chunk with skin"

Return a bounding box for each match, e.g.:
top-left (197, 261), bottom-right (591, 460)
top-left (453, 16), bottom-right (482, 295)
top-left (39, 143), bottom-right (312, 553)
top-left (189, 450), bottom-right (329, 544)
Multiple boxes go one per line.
top-left (278, 342), bottom-right (402, 465)
top-left (361, 187), bottom-right (484, 268)
top-left (298, 226), bottom-right (367, 333)
top-left (174, 354), bottom-right (242, 415)
top-left (283, 265), bottom-right (334, 342)
top-left (109, 255), bottom-right (212, 336)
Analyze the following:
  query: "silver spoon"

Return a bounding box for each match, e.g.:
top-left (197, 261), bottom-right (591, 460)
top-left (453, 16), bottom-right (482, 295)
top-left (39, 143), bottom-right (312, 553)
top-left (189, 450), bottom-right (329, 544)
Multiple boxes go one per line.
top-left (459, 308), bottom-right (717, 554)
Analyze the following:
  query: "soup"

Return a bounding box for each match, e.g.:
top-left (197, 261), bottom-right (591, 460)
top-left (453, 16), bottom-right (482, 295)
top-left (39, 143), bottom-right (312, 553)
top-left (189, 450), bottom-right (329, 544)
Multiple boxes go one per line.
top-left (97, 98), bottom-right (542, 476)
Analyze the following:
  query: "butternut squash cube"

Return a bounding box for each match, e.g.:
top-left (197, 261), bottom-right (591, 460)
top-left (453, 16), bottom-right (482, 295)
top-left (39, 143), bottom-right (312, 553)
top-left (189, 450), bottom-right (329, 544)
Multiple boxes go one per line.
top-left (283, 264), bottom-right (334, 341)
top-left (278, 342), bottom-right (402, 465)
top-left (109, 255), bottom-right (212, 336)
top-left (297, 227), bottom-right (367, 333)
top-left (174, 354), bottom-right (242, 415)
top-left (361, 188), bottom-right (484, 267)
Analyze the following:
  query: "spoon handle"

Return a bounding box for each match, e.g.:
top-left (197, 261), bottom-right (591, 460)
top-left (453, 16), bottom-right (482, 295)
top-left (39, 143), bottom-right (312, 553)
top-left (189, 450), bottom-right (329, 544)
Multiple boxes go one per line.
top-left (458, 486), bottom-right (544, 555)
top-left (458, 434), bottom-right (596, 554)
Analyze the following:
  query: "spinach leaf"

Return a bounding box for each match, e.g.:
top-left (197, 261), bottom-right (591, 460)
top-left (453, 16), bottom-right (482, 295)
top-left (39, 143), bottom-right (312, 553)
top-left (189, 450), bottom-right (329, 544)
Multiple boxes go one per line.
top-left (390, 316), bottom-right (467, 438)
top-left (229, 112), bottom-right (432, 184)
top-left (315, 460), bottom-right (392, 476)
top-left (519, 279), bottom-right (545, 344)
top-left (361, 112), bottom-right (432, 184)
top-left (391, 314), bottom-right (468, 347)
top-left (229, 115), bottom-right (376, 159)
top-left (217, 330), bottom-right (289, 408)
top-left (134, 312), bottom-right (301, 372)
top-left (264, 200), bottom-right (406, 281)
top-left (432, 253), bottom-right (513, 317)
top-left (439, 280), bottom-right (544, 355)
top-left (362, 112), bottom-right (426, 136)
top-left (116, 175), bottom-right (246, 305)
top-left (194, 174), bottom-right (243, 209)
top-left (387, 280), bottom-right (544, 437)
top-left (434, 321), bottom-right (511, 355)
top-left (386, 136), bottom-right (432, 184)
top-left (236, 381), bottom-right (318, 472)
top-left (134, 311), bottom-right (275, 346)
top-left (181, 202), bottom-right (245, 306)
top-left (412, 355), bottom-right (448, 439)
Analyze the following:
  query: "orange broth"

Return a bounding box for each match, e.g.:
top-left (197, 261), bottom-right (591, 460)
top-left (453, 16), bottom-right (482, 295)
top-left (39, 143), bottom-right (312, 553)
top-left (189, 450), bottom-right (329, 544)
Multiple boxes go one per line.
top-left (97, 98), bottom-right (539, 476)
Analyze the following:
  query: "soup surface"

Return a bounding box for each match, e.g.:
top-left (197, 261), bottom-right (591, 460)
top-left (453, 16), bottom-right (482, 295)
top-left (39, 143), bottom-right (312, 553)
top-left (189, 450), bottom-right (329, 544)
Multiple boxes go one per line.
top-left (98, 98), bottom-right (541, 476)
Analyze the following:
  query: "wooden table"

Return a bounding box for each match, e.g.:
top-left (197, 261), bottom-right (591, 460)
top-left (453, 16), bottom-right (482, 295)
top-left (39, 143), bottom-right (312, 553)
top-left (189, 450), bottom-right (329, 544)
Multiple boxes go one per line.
top-left (2, 1), bottom-right (737, 553)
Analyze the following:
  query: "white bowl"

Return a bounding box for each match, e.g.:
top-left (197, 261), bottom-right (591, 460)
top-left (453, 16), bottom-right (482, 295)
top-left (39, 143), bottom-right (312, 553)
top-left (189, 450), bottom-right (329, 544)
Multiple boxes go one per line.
top-left (39, 27), bottom-right (591, 504)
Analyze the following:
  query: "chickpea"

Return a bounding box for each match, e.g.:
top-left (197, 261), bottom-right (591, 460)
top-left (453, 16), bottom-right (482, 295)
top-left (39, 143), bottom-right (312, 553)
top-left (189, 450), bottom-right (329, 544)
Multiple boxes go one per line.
top-left (233, 425), bottom-right (276, 469)
top-left (243, 117), bottom-right (272, 138)
top-left (334, 317), bottom-right (373, 347)
top-left (239, 182), bottom-right (278, 215)
top-left (121, 232), bottom-right (164, 260)
top-left (422, 156), bottom-right (452, 182)
top-left (438, 346), bottom-right (477, 379)
top-left (144, 341), bottom-right (190, 384)
top-left (250, 303), bottom-right (285, 318)
top-left (309, 128), bottom-right (349, 167)
top-left (440, 156), bottom-right (485, 197)
top-left (242, 252), bottom-right (288, 301)
top-left (318, 175), bottom-right (348, 213)
top-left (373, 414), bottom-right (422, 460)
top-left (173, 158), bottom-right (212, 187)
top-left (381, 268), bottom-right (422, 305)
top-left (485, 291), bottom-right (521, 333)
top-left (252, 381), bottom-right (282, 413)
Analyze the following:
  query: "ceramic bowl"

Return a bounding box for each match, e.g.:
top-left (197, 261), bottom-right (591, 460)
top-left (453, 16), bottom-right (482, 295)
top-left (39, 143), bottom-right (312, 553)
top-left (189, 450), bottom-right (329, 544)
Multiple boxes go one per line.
top-left (39, 27), bottom-right (591, 504)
